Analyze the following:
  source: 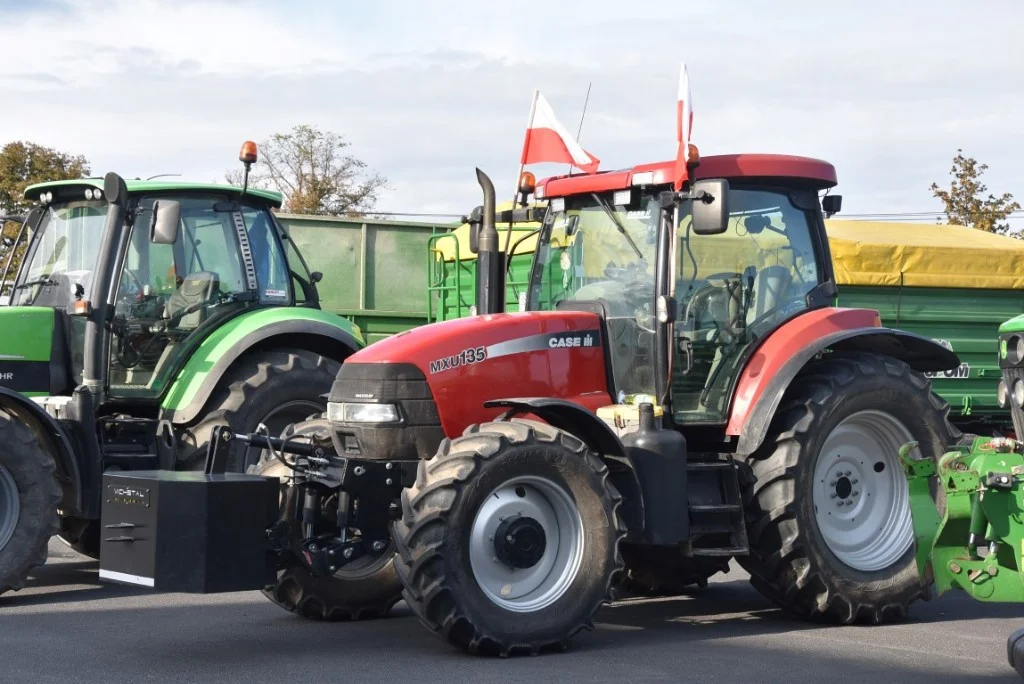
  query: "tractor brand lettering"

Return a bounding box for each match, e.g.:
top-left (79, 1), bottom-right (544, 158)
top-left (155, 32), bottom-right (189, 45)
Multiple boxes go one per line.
top-left (547, 333), bottom-right (596, 349)
top-left (427, 329), bottom-right (603, 374)
top-left (108, 484), bottom-right (150, 508)
top-left (482, 329), bottom-right (602, 361)
top-left (0, 372), bottom-right (12, 381)
top-left (429, 346), bottom-right (488, 374)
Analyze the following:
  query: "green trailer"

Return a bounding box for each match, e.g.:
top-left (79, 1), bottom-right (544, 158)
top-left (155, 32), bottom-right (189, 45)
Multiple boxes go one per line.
top-left (275, 213), bottom-right (454, 344)
top-left (426, 211), bottom-right (1024, 435)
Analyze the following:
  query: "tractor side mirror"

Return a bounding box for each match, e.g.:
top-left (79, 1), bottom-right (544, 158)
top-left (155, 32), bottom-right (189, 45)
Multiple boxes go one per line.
top-left (822, 194), bottom-right (843, 217)
top-left (150, 199), bottom-right (181, 244)
top-left (691, 179), bottom-right (730, 235)
top-left (310, 271), bottom-right (323, 283)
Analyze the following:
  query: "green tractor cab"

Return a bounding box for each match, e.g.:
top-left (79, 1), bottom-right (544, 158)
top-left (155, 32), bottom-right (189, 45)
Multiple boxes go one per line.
top-left (0, 144), bottom-right (365, 596)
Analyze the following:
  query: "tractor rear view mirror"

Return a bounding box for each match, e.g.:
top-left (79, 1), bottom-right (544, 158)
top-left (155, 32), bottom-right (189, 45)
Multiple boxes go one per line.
top-left (691, 179), bottom-right (730, 236)
top-left (150, 199), bottom-right (181, 244)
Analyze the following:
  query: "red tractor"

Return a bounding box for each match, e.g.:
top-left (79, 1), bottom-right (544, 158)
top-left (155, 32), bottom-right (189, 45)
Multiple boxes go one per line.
top-left (97, 151), bottom-right (961, 656)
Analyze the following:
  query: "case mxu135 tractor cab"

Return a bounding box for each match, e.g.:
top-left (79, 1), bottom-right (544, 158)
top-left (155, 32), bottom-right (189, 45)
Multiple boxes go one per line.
top-left (0, 143), bottom-right (366, 597)
top-left (97, 151), bottom-right (961, 656)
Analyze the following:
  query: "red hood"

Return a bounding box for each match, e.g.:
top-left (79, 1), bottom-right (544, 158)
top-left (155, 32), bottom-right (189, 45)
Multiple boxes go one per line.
top-left (347, 310), bottom-right (613, 435)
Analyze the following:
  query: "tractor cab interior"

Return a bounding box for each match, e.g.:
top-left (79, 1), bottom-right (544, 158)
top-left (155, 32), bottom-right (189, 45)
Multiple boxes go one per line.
top-left (670, 187), bottom-right (824, 423)
top-left (530, 184), bottom-right (826, 423)
top-left (106, 195), bottom-right (291, 398)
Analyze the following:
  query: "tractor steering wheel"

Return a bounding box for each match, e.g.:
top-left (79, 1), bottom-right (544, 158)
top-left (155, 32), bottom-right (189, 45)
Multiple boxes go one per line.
top-left (681, 271), bottom-right (749, 344)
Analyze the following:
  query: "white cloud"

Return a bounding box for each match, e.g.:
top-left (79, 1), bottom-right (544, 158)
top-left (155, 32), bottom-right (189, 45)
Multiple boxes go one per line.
top-left (0, 0), bottom-right (1021, 222)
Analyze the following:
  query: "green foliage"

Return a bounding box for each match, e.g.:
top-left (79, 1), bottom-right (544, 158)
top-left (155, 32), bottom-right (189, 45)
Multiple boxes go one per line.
top-left (0, 141), bottom-right (91, 288)
top-left (226, 124), bottom-right (388, 217)
top-left (930, 149), bottom-right (1020, 235)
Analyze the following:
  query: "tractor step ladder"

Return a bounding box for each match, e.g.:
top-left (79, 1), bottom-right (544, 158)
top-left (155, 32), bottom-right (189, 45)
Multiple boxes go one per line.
top-left (686, 459), bottom-right (749, 557)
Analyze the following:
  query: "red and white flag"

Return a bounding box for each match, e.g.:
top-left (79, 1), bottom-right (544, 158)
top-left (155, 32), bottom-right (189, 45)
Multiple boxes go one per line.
top-left (520, 90), bottom-right (600, 174)
top-left (673, 63), bottom-right (694, 191)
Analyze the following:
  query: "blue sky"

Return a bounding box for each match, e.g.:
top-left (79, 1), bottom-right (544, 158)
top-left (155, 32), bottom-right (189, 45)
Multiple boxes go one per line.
top-left (1, 0), bottom-right (1021, 223)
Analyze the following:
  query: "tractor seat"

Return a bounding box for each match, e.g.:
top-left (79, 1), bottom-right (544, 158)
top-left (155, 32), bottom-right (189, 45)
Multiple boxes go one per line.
top-left (746, 265), bottom-right (793, 325)
top-left (165, 271), bottom-right (219, 329)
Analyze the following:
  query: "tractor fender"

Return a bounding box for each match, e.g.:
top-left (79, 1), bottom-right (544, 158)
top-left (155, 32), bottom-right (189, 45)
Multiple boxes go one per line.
top-left (484, 397), bottom-right (646, 538)
top-left (730, 325), bottom-right (961, 457)
top-left (0, 387), bottom-right (81, 513)
top-left (160, 311), bottom-right (364, 425)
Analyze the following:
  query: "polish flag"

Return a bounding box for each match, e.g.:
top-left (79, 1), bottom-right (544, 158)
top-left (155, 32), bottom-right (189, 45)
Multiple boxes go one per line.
top-left (673, 63), bottom-right (694, 191)
top-left (520, 90), bottom-right (600, 174)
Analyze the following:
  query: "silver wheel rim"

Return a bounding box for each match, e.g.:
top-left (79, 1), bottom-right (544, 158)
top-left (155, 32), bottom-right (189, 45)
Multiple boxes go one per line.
top-left (469, 475), bottom-right (584, 613)
top-left (0, 464), bottom-right (20, 551)
top-left (812, 409), bottom-right (914, 572)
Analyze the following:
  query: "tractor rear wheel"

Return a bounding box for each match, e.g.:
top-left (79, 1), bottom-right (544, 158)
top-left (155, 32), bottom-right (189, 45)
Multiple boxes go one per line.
top-left (393, 419), bottom-right (626, 656)
top-left (255, 418), bottom-right (404, 621)
top-left (0, 409), bottom-right (61, 596)
top-left (740, 351), bottom-right (953, 624)
top-left (181, 348), bottom-right (342, 472)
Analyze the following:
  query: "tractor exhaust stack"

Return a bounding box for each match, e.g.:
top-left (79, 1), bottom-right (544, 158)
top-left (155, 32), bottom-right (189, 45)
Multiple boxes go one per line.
top-left (474, 168), bottom-right (505, 316)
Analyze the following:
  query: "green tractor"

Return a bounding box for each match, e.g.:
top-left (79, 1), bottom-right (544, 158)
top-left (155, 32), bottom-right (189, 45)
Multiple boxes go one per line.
top-left (900, 313), bottom-right (1024, 678)
top-left (0, 143), bottom-right (365, 595)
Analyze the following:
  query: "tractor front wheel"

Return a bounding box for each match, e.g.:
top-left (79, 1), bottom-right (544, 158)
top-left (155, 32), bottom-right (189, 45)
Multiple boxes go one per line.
top-left (255, 418), bottom-right (404, 621)
top-left (393, 419), bottom-right (626, 656)
top-left (740, 351), bottom-right (953, 624)
top-left (0, 409), bottom-right (61, 596)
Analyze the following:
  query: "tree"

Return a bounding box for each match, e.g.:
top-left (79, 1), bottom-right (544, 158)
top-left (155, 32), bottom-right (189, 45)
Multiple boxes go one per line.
top-left (930, 149), bottom-right (1020, 234)
top-left (226, 124), bottom-right (387, 216)
top-left (0, 141), bottom-right (91, 288)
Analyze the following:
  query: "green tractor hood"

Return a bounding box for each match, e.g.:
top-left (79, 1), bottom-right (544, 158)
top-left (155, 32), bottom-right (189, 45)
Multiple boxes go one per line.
top-left (0, 306), bottom-right (62, 396)
top-left (999, 314), bottom-right (1024, 335)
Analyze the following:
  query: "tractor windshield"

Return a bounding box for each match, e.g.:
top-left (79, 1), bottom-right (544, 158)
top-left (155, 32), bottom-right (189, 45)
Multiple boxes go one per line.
top-left (671, 186), bottom-right (823, 423)
top-left (8, 199), bottom-right (108, 308)
top-left (528, 191), bottom-right (662, 400)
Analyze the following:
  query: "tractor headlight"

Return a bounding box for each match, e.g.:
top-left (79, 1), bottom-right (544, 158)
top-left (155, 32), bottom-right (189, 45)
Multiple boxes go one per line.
top-left (327, 401), bottom-right (401, 424)
top-left (1008, 335), bottom-right (1024, 365)
top-left (1013, 379), bottom-right (1024, 408)
top-left (998, 379), bottom-right (1009, 408)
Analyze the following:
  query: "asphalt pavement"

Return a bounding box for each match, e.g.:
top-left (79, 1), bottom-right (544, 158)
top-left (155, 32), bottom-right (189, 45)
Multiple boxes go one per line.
top-left (2, 540), bottom-right (1023, 683)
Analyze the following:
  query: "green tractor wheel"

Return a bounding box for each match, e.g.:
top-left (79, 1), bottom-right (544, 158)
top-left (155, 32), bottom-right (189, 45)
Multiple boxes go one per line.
top-left (181, 348), bottom-right (342, 472)
top-left (0, 409), bottom-right (62, 596)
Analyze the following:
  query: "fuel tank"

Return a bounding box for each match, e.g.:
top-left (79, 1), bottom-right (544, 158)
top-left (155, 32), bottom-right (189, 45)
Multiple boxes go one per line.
top-left (327, 310), bottom-right (613, 460)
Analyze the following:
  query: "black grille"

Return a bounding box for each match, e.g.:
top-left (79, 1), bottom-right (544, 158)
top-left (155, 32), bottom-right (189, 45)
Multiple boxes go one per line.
top-left (1004, 367), bottom-right (1024, 438)
top-left (327, 362), bottom-right (444, 461)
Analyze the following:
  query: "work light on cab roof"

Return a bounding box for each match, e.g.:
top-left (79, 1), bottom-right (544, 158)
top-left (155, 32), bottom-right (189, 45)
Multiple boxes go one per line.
top-left (517, 171), bottom-right (536, 206)
top-left (239, 140), bottom-right (258, 194)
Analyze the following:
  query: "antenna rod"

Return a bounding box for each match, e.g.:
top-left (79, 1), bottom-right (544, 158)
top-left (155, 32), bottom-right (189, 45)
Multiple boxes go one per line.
top-left (567, 82), bottom-right (592, 176)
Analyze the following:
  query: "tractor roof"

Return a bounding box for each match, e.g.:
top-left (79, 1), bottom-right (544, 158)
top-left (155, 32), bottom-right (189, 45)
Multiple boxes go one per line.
top-left (537, 153), bottom-right (838, 199)
top-left (23, 178), bottom-right (284, 207)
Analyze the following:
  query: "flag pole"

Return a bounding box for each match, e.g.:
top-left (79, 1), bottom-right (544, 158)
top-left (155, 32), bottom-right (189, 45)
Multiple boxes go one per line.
top-left (507, 89), bottom-right (539, 256)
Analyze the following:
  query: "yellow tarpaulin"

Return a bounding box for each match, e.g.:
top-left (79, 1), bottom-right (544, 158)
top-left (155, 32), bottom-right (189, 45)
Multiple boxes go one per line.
top-left (825, 220), bottom-right (1024, 290)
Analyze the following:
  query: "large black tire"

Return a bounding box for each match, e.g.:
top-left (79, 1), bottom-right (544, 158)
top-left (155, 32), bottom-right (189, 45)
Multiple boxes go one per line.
top-left (393, 419), bottom-right (626, 656)
top-left (180, 348), bottom-right (342, 472)
top-left (739, 351), bottom-right (954, 624)
top-left (617, 544), bottom-right (729, 596)
top-left (0, 409), bottom-right (62, 596)
top-left (255, 418), bottom-right (404, 621)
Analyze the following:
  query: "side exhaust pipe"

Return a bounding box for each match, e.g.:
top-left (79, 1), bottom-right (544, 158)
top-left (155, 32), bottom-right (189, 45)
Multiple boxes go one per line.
top-left (474, 168), bottom-right (505, 315)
